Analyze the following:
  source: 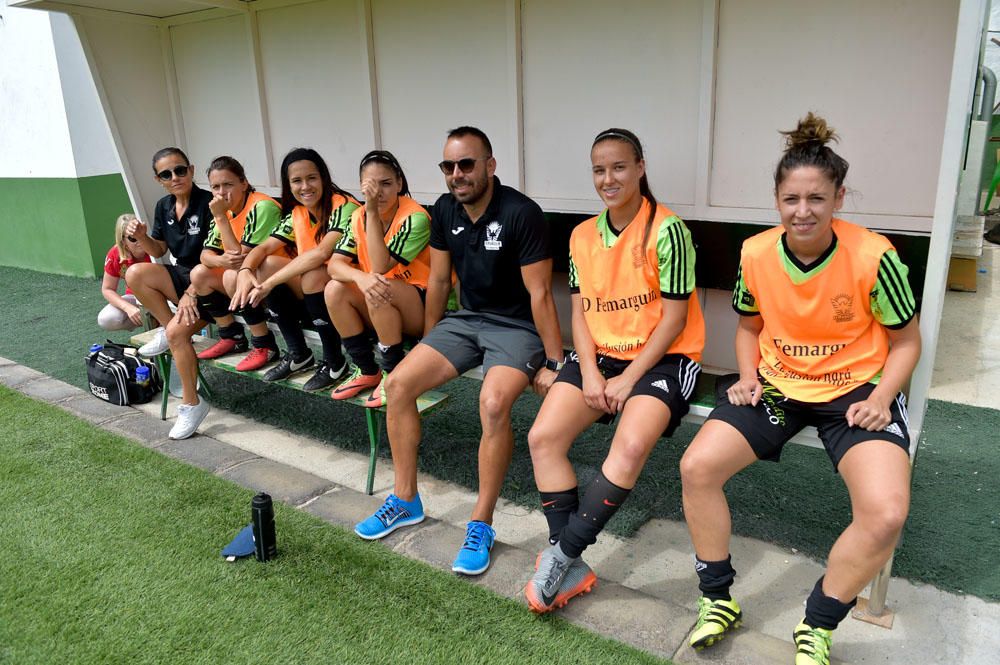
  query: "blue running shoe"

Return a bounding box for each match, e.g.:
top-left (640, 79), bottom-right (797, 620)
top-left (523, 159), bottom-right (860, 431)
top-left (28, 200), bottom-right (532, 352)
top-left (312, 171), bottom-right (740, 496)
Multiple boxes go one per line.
top-left (354, 493), bottom-right (425, 540)
top-left (451, 521), bottom-right (496, 575)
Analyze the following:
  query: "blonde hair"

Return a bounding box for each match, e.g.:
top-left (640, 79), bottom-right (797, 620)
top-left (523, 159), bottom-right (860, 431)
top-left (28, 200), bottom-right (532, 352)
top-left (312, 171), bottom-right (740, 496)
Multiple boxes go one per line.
top-left (114, 213), bottom-right (138, 260)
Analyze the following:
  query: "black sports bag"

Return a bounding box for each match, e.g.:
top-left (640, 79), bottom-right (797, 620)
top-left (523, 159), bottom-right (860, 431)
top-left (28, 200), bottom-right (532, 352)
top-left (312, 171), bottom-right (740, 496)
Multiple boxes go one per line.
top-left (86, 341), bottom-right (162, 406)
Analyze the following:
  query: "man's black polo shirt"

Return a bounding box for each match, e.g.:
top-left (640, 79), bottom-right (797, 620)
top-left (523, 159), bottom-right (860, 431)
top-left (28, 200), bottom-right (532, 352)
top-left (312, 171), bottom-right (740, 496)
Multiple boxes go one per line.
top-left (430, 177), bottom-right (550, 322)
top-left (151, 184), bottom-right (212, 268)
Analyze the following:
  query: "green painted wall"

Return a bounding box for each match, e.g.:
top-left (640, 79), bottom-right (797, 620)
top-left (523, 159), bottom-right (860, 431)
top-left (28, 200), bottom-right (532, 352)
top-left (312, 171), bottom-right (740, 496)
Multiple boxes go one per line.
top-left (0, 173), bottom-right (132, 278)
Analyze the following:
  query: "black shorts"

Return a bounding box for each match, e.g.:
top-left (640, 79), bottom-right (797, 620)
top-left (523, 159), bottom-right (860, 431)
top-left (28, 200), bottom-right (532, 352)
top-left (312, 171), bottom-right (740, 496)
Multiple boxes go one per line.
top-left (554, 352), bottom-right (701, 438)
top-left (165, 264), bottom-right (194, 301)
top-left (708, 374), bottom-right (911, 470)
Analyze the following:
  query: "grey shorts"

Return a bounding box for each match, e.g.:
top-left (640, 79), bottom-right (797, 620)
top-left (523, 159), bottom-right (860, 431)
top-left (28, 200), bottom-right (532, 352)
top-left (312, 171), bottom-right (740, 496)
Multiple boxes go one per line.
top-left (420, 310), bottom-right (545, 378)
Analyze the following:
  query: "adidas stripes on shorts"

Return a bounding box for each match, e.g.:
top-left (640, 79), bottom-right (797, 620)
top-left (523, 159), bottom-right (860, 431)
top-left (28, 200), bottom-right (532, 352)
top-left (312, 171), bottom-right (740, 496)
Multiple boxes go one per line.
top-left (554, 352), bottom-right (701, 438)
top-left (708, 374), bottom-right (911, 470)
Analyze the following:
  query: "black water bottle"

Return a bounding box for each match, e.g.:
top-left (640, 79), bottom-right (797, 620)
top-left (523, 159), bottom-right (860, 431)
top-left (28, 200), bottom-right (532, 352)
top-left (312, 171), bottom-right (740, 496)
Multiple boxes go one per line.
top-left (251, 493), bottom-right (277, 561)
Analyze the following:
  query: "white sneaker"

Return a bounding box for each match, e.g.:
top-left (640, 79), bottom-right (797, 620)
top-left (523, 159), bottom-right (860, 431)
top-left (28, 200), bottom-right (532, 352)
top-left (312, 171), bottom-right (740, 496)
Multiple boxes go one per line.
top-left (139, 327), bottom-right (170, 357)
top-left (169, 399), bottom-right (210, 439)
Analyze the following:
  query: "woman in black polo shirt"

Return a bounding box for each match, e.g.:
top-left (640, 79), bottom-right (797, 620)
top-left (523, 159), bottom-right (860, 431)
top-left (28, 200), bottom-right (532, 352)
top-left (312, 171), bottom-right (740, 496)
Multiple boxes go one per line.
top-left (125, 147), bottom-right (212, 357)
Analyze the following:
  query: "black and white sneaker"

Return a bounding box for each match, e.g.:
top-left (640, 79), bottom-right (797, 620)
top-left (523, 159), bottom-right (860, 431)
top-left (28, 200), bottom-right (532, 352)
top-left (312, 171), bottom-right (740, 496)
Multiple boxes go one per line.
top-left (302, 357), bottom-right (349, 391)
top-left (262, 351), bottom-right (314, 382)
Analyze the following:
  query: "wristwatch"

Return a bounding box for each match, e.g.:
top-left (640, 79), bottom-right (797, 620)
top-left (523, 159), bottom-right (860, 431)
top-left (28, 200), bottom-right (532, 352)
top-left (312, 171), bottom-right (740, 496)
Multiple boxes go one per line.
top-left (544, 357), bottom-right (564, 372)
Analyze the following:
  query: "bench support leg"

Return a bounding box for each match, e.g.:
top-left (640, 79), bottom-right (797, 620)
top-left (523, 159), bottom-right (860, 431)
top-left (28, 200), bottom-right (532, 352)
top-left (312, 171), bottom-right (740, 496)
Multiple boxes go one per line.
top-left (852, 555), bottom-right (895, 628)
top-left (155, 353), bottom-right (213, 421)
top-left (365, 409), bottom-right (383, 496)
top-left (156, 355), bottom-right (171, 421)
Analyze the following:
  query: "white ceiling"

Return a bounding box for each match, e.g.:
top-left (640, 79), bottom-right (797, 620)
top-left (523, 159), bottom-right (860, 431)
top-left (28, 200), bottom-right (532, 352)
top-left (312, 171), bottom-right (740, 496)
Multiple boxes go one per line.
top-left (9, 0), bottom-right (247, 19)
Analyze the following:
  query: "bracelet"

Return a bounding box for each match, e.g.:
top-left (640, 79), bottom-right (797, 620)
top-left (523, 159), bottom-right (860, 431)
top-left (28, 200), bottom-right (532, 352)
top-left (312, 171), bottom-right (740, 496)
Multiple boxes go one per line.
top-left (238, 267), bottom-right (252, 273)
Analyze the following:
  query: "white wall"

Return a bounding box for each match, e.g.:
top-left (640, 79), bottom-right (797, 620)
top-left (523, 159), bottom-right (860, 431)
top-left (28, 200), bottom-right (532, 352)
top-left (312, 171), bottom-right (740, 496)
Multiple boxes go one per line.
top-left (371, 0), bottom-right (517, 197)
top-left (522, 0), bottom-right (703, 207)
top-left (75, 12), bottom-right (175, 220)
top-left (256, 0), bottom-right (375, 190)
top-left (711, 0), bottom-right (958, 225)
top-left (0, 1), bottom-right (75, 178)
top-left (49, 12), bottom-right (120, 178)
top-left (15, 0), bottom-right (963, 230)
top-left (170, 14), bottom-right (270, 186)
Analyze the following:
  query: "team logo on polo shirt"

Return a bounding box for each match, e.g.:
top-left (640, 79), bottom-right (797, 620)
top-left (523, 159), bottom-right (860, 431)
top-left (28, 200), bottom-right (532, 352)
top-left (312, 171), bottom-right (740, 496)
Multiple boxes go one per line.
top-left (484, 221), bottom-right (502, 250)
top-left (187, 215), bottom-right (201, 235)
top-left (830, 293), bottom-right (854, 322)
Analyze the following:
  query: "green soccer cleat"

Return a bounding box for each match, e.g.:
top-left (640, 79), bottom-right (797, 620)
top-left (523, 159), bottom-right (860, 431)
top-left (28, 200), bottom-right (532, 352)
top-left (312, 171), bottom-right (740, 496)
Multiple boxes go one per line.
top-left (793, 620), bottom-right (833, 665)
top-left (689, 596), bottom-right (742, 650)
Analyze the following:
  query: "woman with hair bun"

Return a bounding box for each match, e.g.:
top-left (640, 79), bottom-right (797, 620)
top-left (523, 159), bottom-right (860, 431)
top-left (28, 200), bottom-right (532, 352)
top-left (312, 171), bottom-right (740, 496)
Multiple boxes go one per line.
top-left (524, 128), bottom-right (704, 613)
top-left (679, 113), bottom-right (920, 665)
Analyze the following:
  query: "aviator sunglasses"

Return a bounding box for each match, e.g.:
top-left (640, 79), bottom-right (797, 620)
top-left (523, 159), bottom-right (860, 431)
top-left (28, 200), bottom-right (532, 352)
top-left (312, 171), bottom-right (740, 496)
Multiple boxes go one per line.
top-left (156, 165), bottom-right (191, 181)
top-left (437, 157), bottom-right (486, 175)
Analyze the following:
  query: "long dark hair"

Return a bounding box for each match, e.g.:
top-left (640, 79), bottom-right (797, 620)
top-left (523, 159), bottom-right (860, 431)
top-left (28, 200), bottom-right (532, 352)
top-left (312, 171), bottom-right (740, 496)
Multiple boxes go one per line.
top-left (774, 112), bottom-right (849, 191)
top-left (280, 148), bottom-right (353, 244)
top-left (359, 150), bottom-right (410, 198)
top-left (592, 128), bottom-right (657, 261)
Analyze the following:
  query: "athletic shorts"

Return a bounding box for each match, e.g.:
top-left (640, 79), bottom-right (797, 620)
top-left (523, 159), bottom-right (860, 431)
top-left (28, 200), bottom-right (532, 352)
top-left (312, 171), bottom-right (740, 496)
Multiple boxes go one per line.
top-left (708, 374), bottom-right (911, 470)
top-left (554, 352), bottom-right (701, 438)
top-left (420, 309), bottom-right (544, 378)
top-left (165, 264), bottom-right (194, 301)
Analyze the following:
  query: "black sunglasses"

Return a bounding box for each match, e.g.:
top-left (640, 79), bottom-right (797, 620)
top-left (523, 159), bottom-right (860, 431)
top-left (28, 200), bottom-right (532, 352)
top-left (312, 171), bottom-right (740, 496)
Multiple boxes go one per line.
top-left (438, 157), bottom-right (486, 175)
top-left (127, 235), bottom-right (138, 243)
top-left (156, 165), bottom-right (190, 181)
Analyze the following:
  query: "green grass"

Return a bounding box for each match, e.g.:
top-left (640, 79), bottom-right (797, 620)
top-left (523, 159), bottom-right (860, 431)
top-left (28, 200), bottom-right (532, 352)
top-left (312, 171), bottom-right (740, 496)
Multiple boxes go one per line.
top-left (2, 265), bottom-right (999, 601)
top-left (0, 386), bottom-right (671, 665)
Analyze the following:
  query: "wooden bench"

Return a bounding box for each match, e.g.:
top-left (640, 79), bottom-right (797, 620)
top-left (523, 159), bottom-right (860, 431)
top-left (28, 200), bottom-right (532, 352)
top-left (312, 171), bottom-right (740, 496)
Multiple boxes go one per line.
top-left (129, 326), bottom-right (449, 496)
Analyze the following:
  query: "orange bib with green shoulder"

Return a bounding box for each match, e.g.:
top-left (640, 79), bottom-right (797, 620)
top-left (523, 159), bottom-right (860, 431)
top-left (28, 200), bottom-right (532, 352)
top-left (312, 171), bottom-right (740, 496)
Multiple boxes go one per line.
top-left (742, 218), bottom-right (892, 402)
top-left (350, 196), bottom-right (431, 289)
top-left (570, 201), bottom-right (704, 362)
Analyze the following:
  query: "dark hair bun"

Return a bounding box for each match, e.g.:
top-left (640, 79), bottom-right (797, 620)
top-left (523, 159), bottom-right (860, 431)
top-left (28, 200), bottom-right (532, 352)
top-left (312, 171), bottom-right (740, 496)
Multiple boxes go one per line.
top-left (780, 112), bottom-right (839, 152)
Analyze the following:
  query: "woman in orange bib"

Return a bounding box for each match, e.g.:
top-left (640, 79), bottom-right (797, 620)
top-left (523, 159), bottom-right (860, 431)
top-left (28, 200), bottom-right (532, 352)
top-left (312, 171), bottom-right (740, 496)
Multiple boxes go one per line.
top-left (164, 156), bottom-right (282, 440)
top-left (524, 128), bottom-right (704, 613)
top-left (325, 150), bottom-right (432, 408)
top-left (679, 114), bottom-right (921, 665)
top-left (229, 148), bottom-right (359, 391)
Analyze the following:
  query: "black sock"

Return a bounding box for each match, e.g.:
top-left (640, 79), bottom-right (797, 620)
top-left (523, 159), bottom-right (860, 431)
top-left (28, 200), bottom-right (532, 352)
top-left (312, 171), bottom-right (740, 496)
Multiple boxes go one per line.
top-left (540, 488), bottom-right (579, 545)
top-left (803, 577), bottom-right (855, 630)
top-left (217, 322), bottom-right (245, 341)
top-left (695, 555), bottom-right (736, 601)
top-left (557, 470), bottom-right (631, 559)
top-left (251, 332), bottom-right (278, 351)
top-left (378, 341), bottom-right (405, 374)
top-left (342, 333), bottom-right (378, 375)
top-left (303, 291), bottom-right (344, 366)
top-left (196, 291), bottom-right (230, 319)
top-left (238, 303), bottom-right (267, 326)
top-left (265, 284), bottom-right (308, 358)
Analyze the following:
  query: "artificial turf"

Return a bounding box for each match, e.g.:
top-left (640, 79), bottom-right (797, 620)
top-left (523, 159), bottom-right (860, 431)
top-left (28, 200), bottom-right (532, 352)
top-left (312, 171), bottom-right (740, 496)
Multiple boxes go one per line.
top-left (0, 386), bottom-right (672, 665)
top-left (2, 265), bottom-right (998, 601)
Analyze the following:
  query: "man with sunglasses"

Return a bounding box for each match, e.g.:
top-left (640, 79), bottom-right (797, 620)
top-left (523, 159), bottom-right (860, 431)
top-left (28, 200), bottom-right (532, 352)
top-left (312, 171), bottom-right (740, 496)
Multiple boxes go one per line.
top-left (354, 126), bottom-right (564, 576)
top-left (126, 147), bottom-right (212, 356)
